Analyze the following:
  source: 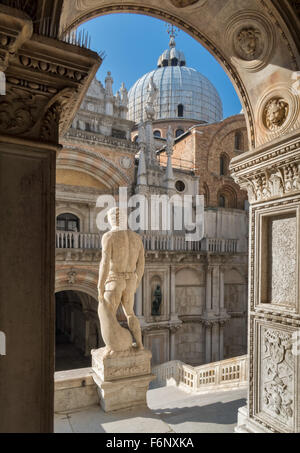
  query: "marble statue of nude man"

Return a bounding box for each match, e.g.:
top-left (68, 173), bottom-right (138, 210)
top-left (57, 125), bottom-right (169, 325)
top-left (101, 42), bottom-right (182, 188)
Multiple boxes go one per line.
top-left (97, 207), bottom-right (145, 356)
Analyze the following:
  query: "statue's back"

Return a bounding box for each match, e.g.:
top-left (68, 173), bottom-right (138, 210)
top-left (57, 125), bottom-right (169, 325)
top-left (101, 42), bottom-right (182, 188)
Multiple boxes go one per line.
top-left (107, 229), bottom-right (143, 273)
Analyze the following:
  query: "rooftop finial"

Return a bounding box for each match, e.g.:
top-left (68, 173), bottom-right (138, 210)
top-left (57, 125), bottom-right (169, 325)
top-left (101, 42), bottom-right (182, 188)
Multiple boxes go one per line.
top-left (166, 23), bottom-right (179, 48)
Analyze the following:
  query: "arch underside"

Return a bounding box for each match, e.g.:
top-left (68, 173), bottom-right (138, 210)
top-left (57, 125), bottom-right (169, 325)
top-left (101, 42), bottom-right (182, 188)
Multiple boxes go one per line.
top-left (59, 0), bottom-right (300, 151)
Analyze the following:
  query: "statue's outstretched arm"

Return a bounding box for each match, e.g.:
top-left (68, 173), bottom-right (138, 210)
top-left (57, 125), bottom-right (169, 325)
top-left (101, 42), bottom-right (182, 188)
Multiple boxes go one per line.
top-left (98, 235), bottom-right (111, 300)
top-left (136, 242), bottom-right (145, 289)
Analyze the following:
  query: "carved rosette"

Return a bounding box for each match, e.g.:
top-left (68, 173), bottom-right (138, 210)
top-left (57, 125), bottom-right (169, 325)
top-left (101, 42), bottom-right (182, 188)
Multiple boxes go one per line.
top-left (225, 11), bottom-right (275, 72)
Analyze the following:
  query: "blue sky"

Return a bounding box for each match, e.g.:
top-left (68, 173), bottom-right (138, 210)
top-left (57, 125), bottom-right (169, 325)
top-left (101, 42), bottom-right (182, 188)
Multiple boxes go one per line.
top-left (79, 13), bottom-right (241, 119)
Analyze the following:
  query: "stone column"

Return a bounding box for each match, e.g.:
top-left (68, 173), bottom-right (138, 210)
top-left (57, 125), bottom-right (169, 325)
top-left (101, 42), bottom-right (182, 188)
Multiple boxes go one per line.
top-left (169, 328), bottom-right (177, 361)
top-left (205, 266), bottom-right (213, 312)
top-left (212, 266), bottom-right (220, 314)
top-left (205, 322), bottom-right (212, 363)
top-left (220, 267), bottom-right (225, 313)
top-left (219, 322), bottom-right (225, 361)
top-left (0, 7), bottom-right (100, 433)
top-left (211, 322), bottom-right (220, 362)
top-left (232, 133), bottom-right (300, 433)
top-left (170, 266), bottom-right (177, 321)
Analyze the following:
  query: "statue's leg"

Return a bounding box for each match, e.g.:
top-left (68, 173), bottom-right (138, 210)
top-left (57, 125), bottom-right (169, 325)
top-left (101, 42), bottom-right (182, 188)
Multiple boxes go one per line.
top-left (121, 278), bottom-right (144, 350)
top-left (99, 280), bottom-right (133, 352)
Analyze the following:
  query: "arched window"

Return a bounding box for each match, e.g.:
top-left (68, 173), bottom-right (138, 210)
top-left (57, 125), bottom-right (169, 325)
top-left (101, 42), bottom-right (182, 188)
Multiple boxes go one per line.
top-left (218, 186), bottom-right (237, 209)
top-left (134, 135), bottom-right (139, 143)
top-left (235, 131), bottom-right (243, 151)
top-left (220, 154), bottom-right (229, 176)
top-left (176, 129), bottom-right (184, 138)
top-left (177, 104), bottom-right (184, 118)
top-left (57, 214), bottom-right (80, 232)
top-left (153, 130), bottom-right (161, 138)
top-left (171, 58), bottom-right (178, 66)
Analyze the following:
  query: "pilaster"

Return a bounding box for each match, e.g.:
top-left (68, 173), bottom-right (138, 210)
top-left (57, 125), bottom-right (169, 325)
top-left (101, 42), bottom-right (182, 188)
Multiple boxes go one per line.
top-left (231, 133), bottom-right (300, 433)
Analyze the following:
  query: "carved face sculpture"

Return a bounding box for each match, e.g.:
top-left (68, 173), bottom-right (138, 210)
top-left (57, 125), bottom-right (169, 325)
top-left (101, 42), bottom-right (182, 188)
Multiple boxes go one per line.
top-left (237, 28), bottom-right (260, 59)
top-left (265, 99), bottom-right (289, 131)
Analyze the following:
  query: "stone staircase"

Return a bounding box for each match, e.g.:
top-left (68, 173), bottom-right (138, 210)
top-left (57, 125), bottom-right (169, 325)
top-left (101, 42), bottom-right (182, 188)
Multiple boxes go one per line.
top-left (151, 355), bottom-right (248, 394)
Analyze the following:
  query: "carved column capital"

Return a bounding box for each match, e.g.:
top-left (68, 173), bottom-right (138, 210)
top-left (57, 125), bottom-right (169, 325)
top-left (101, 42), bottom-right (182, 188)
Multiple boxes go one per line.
top-left (0, 17), bottom-right (101, 145)
top-left (230, 136), bottom-right (300, 204)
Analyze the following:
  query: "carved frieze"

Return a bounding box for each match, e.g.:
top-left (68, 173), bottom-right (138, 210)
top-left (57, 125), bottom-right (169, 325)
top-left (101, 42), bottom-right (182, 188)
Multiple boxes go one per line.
top-left (234, 160), bottom-right (300, 203)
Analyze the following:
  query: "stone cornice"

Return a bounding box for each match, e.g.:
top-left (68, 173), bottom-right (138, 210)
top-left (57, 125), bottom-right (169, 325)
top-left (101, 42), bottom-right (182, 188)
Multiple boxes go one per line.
top-left (0, 10), bottom-right (101, 144)
top-left (65, 128), bottom-right (138, 152)
top-left (230, 134), bottom-right (300, 203)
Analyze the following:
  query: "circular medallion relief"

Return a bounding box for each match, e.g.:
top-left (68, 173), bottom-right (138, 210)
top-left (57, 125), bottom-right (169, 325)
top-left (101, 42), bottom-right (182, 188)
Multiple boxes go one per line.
top-left (235, 27), bottom-right (262, 61)
top-left (256, 84), bottom-right (300, 144)
top-left (226, 11), bottom-right (275, 72)
top-left (120, 156), bottom-right (132, 170)
top-left (263, 98), bottom-right (289, 132)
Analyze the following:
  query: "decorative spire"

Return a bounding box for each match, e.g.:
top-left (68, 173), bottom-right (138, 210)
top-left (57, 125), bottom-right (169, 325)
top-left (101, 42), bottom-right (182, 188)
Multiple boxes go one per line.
top-left (120, 82), bottom-right (128, 107)
top-left (164, 126), bottom-right (175, 190)
top-left (137, 124), bottom-right (147, 186)
top-left (145, 76), bottom-right (158, 121)
top-left (105, 71), bottom-right (113, 97)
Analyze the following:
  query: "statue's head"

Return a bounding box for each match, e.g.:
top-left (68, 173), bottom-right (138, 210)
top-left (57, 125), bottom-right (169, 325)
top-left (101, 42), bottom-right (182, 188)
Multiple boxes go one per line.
top-left (107, 207), bottom-right (128, 230)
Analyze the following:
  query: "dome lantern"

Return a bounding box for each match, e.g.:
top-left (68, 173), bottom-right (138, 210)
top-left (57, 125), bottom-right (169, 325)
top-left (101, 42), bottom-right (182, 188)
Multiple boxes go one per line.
top-left (128, 36), bottom-right (223, 125)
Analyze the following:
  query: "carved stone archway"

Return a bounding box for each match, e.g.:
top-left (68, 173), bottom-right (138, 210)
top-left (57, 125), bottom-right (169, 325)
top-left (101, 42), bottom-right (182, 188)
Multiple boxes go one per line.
top-left (1, 0), bottom-right (300, 434)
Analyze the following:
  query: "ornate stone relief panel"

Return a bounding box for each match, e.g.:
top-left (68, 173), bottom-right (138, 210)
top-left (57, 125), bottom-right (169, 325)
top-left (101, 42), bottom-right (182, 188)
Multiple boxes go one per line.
top-left (226, 11), bottom-right (275, 72)
top-left (256, 205), bottom-right (299, 313)
top-left (254, 320), bottom-right (297, 432)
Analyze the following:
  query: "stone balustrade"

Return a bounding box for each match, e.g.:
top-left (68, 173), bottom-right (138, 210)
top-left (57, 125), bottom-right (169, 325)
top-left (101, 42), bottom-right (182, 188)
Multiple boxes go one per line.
top-left (56, 230), bottom-right (238, 253)
top-left (56, 231), bottom-right (102, 250)
top-left (152, 355), bottom-right (248, 394)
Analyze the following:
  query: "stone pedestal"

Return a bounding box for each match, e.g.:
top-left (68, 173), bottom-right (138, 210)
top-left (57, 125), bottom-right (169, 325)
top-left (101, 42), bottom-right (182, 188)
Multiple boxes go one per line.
top-left (92, 348), bottom-right (155, 412)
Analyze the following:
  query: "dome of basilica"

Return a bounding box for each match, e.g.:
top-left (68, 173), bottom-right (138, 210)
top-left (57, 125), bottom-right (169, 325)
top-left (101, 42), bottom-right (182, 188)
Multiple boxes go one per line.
top-left (128, 36), bottom-right (223, 124)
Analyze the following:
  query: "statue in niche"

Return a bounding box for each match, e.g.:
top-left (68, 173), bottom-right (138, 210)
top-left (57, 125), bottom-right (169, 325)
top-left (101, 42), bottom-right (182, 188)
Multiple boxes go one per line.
top-left (151, 285), bottom-right (162, 316)
top-left (236, 27), bottom-right (261, 60)
top-left (97, 207), bottom-right (145, 356)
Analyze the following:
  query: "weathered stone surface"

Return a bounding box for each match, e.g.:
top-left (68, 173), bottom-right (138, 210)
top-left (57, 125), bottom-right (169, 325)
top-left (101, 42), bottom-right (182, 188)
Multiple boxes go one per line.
top-left (92, 348), bottom-right (154, 412)
top-left (92, 347), bottom-right (152, 382)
